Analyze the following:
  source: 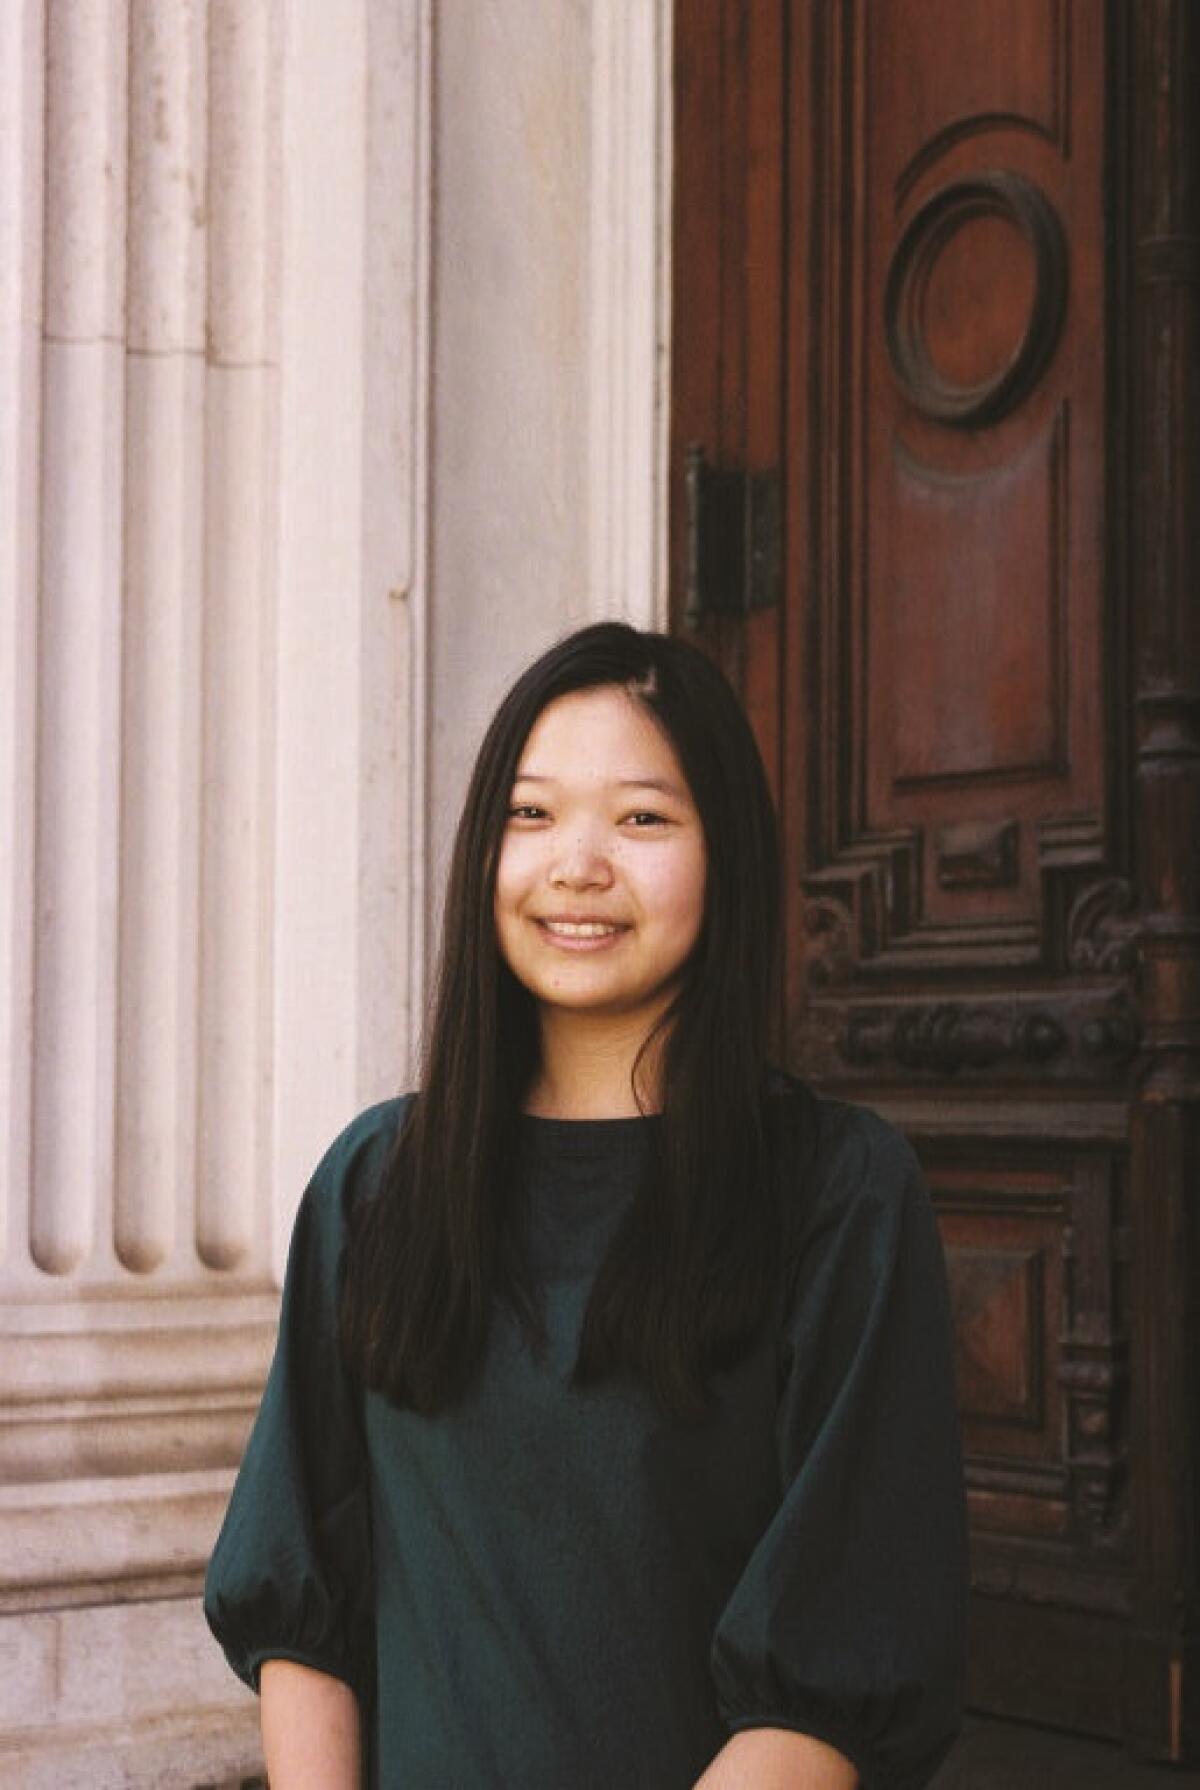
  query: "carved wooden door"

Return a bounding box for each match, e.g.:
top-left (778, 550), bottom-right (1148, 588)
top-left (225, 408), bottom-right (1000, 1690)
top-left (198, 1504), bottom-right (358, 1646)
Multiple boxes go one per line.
top-left (671, 0), bottom-right (1200, 1762)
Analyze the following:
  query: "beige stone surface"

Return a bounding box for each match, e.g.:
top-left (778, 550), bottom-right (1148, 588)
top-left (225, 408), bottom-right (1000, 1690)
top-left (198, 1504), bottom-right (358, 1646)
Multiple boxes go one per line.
top-left (126, 0), bottom-right (207, 354)
top-left (206, 0), bottom-right (278, 366)
top-left (1, 0), bottom-right (671, 1778)
top-left (0, 0), bottom-right (42, 1285)
top-left (33, 335), bottom-right (125, 1280)
top-left (427, 0), bottom-right (594, 924)
top-left (0, 1470), bottom-right (235, 1596)
top-left (43, 0), bottom-right (127, 342)
top-left (0, 1597), bottom-right (262, 1788)
top-left (2, 2), bottom-right (421, 1777)
top-left (587, 0), bottom-right (673, 630)
top-left (118, 349), bottom-right (205, 1277)
top-left (0, 1715), bottom-right (262, 1790)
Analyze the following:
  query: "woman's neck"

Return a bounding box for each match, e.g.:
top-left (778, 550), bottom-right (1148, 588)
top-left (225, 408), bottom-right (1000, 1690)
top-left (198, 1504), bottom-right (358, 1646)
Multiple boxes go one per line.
top-left (524, 1008), bottom-right (668, 1118)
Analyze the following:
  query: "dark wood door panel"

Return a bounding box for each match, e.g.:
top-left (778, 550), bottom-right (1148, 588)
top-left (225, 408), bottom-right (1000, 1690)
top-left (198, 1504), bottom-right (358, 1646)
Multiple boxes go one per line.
top-left (781, 0), bottom-right (1131, 1096)
top-left (967, 1597), bottom-right (1128, 1741)
top-left (865, 5), bottom-right (1107, 944)
top-left (795, 0), bottom-right (1112, 989)
top-left (876, 0), bottom-right (1069, 184)
top-left (671, 0), bottom-right (1200, 1760)
top-left (927, 1145), bottom-right (1128, 1582)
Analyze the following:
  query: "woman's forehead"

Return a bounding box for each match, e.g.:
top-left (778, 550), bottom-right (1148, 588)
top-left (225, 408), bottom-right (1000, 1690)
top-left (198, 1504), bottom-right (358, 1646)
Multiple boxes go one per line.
top-left (515, 687), bottom-right (689, 786)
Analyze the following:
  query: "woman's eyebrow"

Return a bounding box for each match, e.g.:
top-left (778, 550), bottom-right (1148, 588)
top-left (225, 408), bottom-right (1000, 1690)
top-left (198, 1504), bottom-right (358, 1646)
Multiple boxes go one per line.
top-left (615, 777), bottom-right (689, 799)
top-left (512, 772), bottom-right (688, 799)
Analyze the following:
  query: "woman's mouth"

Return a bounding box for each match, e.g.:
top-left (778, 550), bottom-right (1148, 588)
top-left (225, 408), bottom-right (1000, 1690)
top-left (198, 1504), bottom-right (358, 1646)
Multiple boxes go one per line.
top-left (535, 918), bottom-right (630, 947)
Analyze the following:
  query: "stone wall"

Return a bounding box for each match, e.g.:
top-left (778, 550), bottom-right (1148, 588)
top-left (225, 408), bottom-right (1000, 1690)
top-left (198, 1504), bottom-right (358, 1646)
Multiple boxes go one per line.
top-left (0, 0), bottom-right (669, 1780)
top-left (1, 1), bottom-right (427, 1777)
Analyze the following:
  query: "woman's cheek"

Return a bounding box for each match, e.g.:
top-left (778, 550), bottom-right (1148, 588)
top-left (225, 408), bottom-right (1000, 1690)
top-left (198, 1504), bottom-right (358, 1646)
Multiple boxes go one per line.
top-left (637, 842), bottom-right (705, 928)
top-left (495, 835), bottom-right (538, 904)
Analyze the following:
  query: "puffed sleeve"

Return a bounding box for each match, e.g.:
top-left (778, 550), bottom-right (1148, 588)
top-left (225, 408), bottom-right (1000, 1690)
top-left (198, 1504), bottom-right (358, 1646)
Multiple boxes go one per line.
top-left (710, 1098), bottom-right (968, 1790)
top-left (204, 1097), bottom-right (406, 1704)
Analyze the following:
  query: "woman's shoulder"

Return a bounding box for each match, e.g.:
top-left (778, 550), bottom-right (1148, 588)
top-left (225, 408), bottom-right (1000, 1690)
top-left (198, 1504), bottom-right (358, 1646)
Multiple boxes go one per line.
top-left (301, 1092), bottom-right (416, 1232)
top-left (763, 1067), bottom-right (924, 1244)
top-left (326, 1090), bottom-right (415, 1160)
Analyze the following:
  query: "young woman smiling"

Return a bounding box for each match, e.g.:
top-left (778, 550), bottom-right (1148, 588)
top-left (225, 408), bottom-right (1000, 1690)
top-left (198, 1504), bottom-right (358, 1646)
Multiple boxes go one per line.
top-left (205, 623), bottom-right (967, 1789)
top-left (494, 682), bottom-right (707, 1119)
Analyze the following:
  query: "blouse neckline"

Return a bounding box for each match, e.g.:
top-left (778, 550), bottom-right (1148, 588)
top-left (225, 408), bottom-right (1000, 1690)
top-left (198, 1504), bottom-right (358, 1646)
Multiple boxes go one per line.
top-left (515, 1110), bottom-right (660, 1170)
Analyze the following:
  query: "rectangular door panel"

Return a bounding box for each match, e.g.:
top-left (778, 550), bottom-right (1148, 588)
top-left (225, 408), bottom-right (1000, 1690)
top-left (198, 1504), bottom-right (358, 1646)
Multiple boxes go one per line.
top-left (853, 0), bottom-right (1108, 959)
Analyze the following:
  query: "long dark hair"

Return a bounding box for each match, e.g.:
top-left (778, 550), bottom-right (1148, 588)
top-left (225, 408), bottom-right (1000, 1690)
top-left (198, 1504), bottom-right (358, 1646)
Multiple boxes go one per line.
top-left (340, 622), bottom-right (781, 1416)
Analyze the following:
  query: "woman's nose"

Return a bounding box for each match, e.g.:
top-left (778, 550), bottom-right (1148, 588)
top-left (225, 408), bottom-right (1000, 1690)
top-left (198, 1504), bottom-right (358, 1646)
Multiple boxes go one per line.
top-left (549, 829), bottom-right (614, 888)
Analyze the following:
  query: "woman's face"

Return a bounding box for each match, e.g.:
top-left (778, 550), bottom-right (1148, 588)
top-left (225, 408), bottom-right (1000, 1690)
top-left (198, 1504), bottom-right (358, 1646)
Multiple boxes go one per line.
top-left (494, 686), bottom-right (706, 1029)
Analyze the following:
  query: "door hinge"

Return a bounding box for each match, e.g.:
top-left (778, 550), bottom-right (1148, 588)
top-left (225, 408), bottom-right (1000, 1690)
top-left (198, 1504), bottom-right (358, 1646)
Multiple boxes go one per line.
top-left (684, 443), bottom-right (781, 623)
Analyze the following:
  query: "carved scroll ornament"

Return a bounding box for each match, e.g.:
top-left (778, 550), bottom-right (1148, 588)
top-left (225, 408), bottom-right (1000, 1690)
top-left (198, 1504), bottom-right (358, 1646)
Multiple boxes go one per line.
top-left (885, 170), bottom-right (1068, 428)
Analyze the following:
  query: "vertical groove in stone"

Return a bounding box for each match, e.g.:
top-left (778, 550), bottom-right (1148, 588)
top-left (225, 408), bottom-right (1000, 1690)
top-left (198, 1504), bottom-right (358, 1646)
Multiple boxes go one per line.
top-left (196, 0), bottom-right (278, 1271)
top-left (115, 0), bottom-right (209, 1273)
top-left (0, 0), bottom-right (45, 1276)
top-left (357, 0), bottom-right (429, 1105)
top-left (31, 0), bottom-right (129, 1276)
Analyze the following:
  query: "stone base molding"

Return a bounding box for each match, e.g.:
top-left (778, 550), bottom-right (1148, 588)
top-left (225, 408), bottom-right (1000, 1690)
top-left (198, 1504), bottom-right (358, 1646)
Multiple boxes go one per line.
top-left (0, 1297), bottom-right (274, 1512)
top-left (0, 1597), bottom-right (261, 1790)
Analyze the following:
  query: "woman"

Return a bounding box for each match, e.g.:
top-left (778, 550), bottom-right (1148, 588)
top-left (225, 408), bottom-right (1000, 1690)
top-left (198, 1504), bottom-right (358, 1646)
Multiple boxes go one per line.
top-left (205, 622), bottom-right (967, 1788)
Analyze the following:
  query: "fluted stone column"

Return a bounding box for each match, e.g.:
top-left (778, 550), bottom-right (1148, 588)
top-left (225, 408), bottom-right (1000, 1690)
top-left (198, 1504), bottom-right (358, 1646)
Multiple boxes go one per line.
top-left (0, 1), bottom-right (430, 1781)
top-left (1, 0), bottom-right (672, 1780)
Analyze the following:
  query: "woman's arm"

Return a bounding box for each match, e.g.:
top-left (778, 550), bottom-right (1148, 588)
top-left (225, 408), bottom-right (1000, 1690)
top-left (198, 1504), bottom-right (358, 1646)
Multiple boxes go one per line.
top-left (708, 1108), bottom-right (967, 1786)
top-left (695, 1726), bottom-right (857, 1789)
top-left (260, 1659), bottom-right (362, 1789)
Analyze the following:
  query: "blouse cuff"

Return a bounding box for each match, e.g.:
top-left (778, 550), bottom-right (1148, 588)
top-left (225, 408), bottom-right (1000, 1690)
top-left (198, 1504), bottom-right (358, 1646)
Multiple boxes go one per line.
top-left (244, 1644), bottom-right (366, 1700)
top-left (722, 1693), bottom-right (960, 1790)
top-left (205, 1564), bottom-right (374, 1707)
top-left (723, 1705), bottom-right (888, 1790)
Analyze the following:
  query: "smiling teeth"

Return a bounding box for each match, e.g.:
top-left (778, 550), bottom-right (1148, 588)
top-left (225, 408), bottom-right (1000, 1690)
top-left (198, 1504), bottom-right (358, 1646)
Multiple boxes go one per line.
top-left (541, 920), bottom-right (622, 938)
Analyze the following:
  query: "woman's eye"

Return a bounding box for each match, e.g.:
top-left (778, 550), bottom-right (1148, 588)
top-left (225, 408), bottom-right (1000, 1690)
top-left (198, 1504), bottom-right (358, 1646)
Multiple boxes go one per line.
top-left (507, 803), bottom-right (547, 821)
top-left (625, 811), bottom-right (668, 828)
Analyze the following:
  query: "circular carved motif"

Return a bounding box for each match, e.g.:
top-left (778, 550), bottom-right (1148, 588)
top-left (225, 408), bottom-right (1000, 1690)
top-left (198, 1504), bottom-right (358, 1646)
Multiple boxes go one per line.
top-left (885, 171), bottom-right (1067, 427)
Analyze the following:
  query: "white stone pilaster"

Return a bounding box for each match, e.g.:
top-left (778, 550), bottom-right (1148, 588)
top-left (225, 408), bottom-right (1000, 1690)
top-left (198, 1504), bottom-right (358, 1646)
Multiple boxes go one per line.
top-left (359, 0), bottom-right (432, 1108)
top-left (427, 0), bottom-right (593, 917)
top-left (587, 0), bottom-right (673, 630)
top-left (270, 0), bottom-right (430, 1269)
top-left (271, 0), bottom-right (369, 1260)
top-left (0, 0), bottom-right (43, 1279)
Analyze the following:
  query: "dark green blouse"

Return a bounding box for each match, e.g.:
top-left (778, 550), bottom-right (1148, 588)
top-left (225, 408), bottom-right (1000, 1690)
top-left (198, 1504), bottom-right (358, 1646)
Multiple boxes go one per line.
top-left (204, 1076), bottom-right (967, 1789)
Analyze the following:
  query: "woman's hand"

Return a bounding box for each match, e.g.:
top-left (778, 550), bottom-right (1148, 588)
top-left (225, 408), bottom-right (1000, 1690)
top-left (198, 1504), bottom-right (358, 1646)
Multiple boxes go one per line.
top-left (259, 1658), bottom-right (362, 1788)
top-left (694, 1726), bottom-right (858, 1789)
